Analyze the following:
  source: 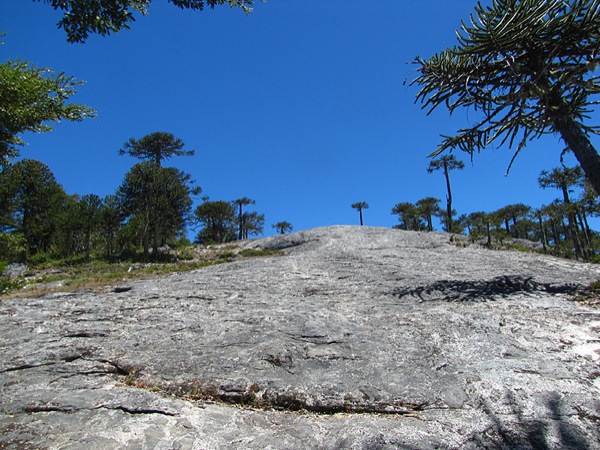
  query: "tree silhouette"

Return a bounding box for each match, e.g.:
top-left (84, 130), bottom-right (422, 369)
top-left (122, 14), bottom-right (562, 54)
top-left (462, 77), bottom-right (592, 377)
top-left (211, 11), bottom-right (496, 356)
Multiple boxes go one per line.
top-left (416, 197), bottom-right (440, 232)
top-left (117, 162), bottom-right (194, 259)
top-left (0, 59), bottom-right (94, 167)
top-left (119, 132), bottom-right (194, 167)
top-left (495, 204), bottom-right (531, 239)
top-left (413, 0), bottom-right (600, 194)
top-left (194, 199), bottom-right (236, 245)
top-left (539, 166), bottom-right (585, 258)
top-left (40, 0), bottom-right (255, 43)
top-left (351, 202), bottom-right (369, 226)
top-left (392, 202), bottom-right (424, 231)
top-left (427, 155), bottom-right (464, 232)
top-left (0, 159), bottom-right (66, 255)
top-left (272, 221), bottom-right (293, 235)
top-left (233, 197), bottom-right (255, 240)
top-left (241, 211), bottom-right (264, 239)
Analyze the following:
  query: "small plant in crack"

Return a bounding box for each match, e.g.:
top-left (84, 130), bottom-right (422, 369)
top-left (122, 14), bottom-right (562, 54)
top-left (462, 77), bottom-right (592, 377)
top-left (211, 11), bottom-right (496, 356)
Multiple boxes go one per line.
top-left (122, 366), bottom-right (142, 387)
top-left (185, 381), bottom-right (220, 401)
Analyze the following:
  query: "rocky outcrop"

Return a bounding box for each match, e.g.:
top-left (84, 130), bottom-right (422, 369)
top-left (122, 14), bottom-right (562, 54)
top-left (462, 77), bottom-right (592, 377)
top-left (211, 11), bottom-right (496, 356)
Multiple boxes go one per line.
top-left (2, 226), bottom-right (600, 449)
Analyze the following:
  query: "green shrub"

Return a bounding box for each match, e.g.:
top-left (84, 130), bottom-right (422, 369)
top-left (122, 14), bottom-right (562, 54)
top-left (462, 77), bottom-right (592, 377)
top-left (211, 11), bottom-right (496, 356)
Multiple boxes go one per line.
top-left (588, 279), bottom-right (600, 291)
top-left (240, 248), bottom-right (281, 258)
top-left (0, 232), bottom-right (26, 262)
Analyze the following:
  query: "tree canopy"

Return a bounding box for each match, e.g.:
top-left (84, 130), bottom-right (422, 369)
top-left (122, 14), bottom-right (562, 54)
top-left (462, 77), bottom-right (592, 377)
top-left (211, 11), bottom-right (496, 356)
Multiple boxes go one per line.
top-left (272, 221), bottom-right (293, 235)
top-left (194, 199), bottom-right (237, 245)
top-left (117, 162), bottom-right (195, 258)
top-left (351, 202), bottom-right (369, 226)
top-left (38, 0), bottom-right (256, 43)
top-left (0, 59), bottom-right (95, 167)
top-left (233, 197), bottom-right (256, 240)
top-left (119, 132), bottom-right (194, 166)
top-left (0, 159), bottom-right (67, 255)
top-left (413, 0), bottom-right (600, 193)
top-left (427, 155), bottom-right (464, 232)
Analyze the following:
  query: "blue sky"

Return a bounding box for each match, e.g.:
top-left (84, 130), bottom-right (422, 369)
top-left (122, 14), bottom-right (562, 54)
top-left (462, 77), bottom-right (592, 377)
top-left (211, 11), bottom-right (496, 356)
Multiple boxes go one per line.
top-left (2, 1), bottom-right (595, 237)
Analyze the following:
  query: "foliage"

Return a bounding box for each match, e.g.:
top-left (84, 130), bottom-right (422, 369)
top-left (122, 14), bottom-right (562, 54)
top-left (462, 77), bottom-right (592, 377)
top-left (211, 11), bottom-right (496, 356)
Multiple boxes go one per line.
top-left (427, 155), bottom-right (464, 232)
top-left (0, 159), bottom-right (67, 256)
top-left (233, 197), bottom-right (256, 240)
top-left (0, 59), bottom-right (95, 167)
top-left (391, 202), bottom-right (424, 231)
top-left (351, 201), bottom-right (369, 226)
top-left (538, 166), bottom-right (584, 202)
top-left (38, 0), bottom-right (256, 43)
top-left (99, 195), bottom-right (123, 257)
top-left (0, 232), bottom-right (26, 262)
top-left (117, 162), bottom-right (195, 259)
top-left (539, 165), bottom-right (589, 258)
top-left (119, 131), bottom-right (194, 166)
top-left (272, 221), bottom-right (293, 235)
top-left (415, 197), bottom-right (441, 232)
top-left (413, 0), bottom-right (600, 193)
top-left (241, 210), bottom-right (264, 239)
top-left (194, 199), bottom-right (237, 245)
top-left (0, 274), bottom-right (27, 296)
top-left (240, 248), bottom-right (281, 258)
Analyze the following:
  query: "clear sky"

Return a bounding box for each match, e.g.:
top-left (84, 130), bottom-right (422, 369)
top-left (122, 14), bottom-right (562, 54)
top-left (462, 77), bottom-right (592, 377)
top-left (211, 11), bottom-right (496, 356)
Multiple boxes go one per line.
top-left (2, 1), bottom-right (596, 238)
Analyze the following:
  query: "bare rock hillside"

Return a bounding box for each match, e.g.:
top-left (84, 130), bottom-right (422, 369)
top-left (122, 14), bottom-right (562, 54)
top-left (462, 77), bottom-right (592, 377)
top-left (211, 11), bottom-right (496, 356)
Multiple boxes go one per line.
top-left (2, 226), bottom-right (600, 449)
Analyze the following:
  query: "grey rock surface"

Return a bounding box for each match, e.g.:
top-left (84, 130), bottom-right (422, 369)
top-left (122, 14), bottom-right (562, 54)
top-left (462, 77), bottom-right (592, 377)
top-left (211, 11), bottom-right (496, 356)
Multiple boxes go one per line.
top-left (2, 263), bottom-right (28, 279)
top-left (2, 226), bottom-right (600, 449)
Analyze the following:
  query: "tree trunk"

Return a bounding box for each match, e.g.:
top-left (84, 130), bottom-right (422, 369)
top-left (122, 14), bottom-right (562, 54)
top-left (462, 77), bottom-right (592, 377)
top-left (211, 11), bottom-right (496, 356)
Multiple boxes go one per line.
top-left (549, 217), bottom-right (560, 245)
top-left (511, 216), bottom-right (519, 238)
top-left (537, 213), bottom-right (548, 252)
top-left (238, 204), bottom-right (243, 240)
top-left (558, 180), bottom-right (583, 260)
top-left (444, 164), bottom-right (453, 232)
top-left (359, 209), bottom-right (364, 226)
top-left (554, 115), bottom-right (600, 195)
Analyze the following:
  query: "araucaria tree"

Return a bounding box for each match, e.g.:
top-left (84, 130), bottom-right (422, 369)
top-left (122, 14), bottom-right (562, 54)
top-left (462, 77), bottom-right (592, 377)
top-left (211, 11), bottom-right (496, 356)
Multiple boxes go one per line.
top-left (38, 0), bottom-right (256, 43)
top-left (117, 162), bottom-right (194, 259)
top-left (233, 197), bottom-right (255, 240)
top-left (0, 159), bottom-right (67, 256)
top-left (539, 165), bottom-right (586, 258)
top-left (413, 0), bottom-right (600, 194)
top-left (194, 199), bottom-right (237, 245)
top-left (119, 132), bottom-right (194, 167)
top-left (427, 155), bottom-right (464, 232)
top-left (0, 59), bottom-right (94, 167)
top-left (416, 197), bottom-right (441, 232)
top-left (273, 221), bottom-right (293, 235)
top-left (351, 202), bottom-right (369, 226)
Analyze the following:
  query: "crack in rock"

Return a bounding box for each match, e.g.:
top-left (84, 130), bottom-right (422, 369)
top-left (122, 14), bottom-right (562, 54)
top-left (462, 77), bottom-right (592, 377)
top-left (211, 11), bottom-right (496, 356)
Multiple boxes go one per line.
top-left (96, 404), bottom-right (179, 417)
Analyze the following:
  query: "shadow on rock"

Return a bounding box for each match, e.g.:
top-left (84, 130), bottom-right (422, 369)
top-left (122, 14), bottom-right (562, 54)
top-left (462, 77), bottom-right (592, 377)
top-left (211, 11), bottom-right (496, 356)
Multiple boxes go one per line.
top-left (392, 276), bottom-right (580, 302)
top-left (469, 391), bottom-right (594, 449)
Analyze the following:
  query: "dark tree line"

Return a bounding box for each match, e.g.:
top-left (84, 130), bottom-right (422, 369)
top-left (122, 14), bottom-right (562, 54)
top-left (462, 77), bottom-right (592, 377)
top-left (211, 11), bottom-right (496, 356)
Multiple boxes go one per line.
top-left (194, 197), bottom-right (264, 245)
top-left (392, 165), bottom-right (599, 261)
top-left (0, 132), bottom-right (280, 263)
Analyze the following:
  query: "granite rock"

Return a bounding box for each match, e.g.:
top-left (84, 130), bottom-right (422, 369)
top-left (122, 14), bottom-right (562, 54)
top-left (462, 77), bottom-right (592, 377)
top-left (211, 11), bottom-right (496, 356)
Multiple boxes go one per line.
top-left (2, 226), bottom-right (600, 449)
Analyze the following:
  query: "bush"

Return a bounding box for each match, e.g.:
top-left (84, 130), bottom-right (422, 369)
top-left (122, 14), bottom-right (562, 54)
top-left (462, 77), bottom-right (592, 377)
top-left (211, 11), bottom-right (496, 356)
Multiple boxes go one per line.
top-left (0, 232), bottom-right (26, 262)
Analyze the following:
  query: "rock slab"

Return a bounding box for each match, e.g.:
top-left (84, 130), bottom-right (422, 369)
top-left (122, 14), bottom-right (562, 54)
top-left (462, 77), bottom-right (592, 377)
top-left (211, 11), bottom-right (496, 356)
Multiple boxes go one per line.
top-left (2, 226), bottom-right (600, 449)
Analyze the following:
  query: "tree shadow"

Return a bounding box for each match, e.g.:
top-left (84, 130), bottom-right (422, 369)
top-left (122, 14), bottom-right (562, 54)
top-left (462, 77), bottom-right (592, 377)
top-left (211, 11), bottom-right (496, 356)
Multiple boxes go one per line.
top-left (468, 391), bottom-right (594, 449)
top-left (391, 275), bottom-right (580, 302)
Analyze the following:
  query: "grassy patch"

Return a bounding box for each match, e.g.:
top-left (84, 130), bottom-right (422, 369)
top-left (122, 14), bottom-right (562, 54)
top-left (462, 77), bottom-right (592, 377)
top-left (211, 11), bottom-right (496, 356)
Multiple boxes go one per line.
top-left (240, 248), bottom-right (282, 258)
top-left (1, 246), bottom-right (282, 299)
top-left (588, 279), bottom-right (600, 291)
top-left (1, 259), bottom-right (217, 299)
